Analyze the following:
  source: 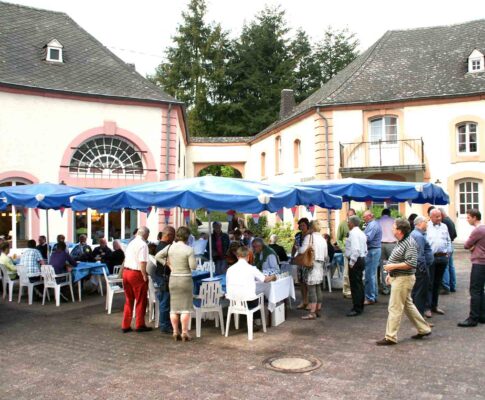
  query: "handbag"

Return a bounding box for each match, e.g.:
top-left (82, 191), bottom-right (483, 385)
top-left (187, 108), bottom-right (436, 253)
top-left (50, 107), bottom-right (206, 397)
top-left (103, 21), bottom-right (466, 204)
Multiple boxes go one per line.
top-left (293, 234), bottom-right (315, 268)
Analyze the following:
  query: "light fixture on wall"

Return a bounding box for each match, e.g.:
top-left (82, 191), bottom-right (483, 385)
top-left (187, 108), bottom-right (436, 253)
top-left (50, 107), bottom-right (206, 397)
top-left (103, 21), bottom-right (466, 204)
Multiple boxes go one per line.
top-left (434, 179), bottom-right (442, 185)
top-left (91, 210), bottom-right (103, 222)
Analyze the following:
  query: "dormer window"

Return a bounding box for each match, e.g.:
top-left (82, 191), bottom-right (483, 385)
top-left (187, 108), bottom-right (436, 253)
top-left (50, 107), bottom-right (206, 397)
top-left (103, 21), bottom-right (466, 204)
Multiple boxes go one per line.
top-left (45, 39), bottom-right (63, 63)
top-left (467, 49), bottom-right (484, 73)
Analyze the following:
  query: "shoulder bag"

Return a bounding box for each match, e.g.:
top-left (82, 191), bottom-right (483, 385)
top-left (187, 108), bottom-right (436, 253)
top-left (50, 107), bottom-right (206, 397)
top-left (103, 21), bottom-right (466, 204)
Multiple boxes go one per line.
top-left (293, 234), bottom-right (315, 268)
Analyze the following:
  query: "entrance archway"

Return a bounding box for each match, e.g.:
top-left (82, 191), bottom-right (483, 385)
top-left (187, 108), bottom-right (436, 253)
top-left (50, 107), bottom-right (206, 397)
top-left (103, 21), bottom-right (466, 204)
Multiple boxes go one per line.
top-left (195, 163), bottom-right (244, 178)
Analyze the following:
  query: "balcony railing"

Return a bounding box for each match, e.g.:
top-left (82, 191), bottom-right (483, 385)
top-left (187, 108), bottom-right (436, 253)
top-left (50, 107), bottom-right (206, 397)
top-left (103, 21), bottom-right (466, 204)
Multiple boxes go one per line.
top-left (339, 138), bottom-right (424, 171)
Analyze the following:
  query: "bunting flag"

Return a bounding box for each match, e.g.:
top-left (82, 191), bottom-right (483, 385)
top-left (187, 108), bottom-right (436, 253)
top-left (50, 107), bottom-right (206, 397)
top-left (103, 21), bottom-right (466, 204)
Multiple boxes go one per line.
top-left (308, 205), bottom-right (315, 218)
top-left (164, 209), bottom-right (171, 224)
top-left (60, 207), bottom-right (65, 217)
top-left (276, 208), bottom-right (284, 220)
top-left (183, 210), bottom-right (191, 225)
top-left (147, 206), bottom-right (153, 218)
top-left (23, 208), bottom-right (29, 218)
top-left (365, 200), bottom-right (372, 208)
top-left (290, 206), bottom-right (298, 219)
top-left (252, 213), bottom-right (260, 224)
top-left (34, 208), bottom-right (39, 218)
top-left (407, 199), bottom-right (413, 207)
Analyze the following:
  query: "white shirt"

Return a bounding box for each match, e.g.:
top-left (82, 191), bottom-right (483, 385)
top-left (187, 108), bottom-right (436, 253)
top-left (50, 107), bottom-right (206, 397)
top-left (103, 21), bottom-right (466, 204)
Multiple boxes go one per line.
top-left (426, 221), bottom-right (452, 254)
top-left (345, 226), bottom-right (368, 266)
top-left (226, 258), bottom-right (265, 300)
top-left (123, 236), bottom-right (148, 270)
top-left (299, 232), bottom-right (328, 262)
top-left (379, 215), bottom-right (396, 243)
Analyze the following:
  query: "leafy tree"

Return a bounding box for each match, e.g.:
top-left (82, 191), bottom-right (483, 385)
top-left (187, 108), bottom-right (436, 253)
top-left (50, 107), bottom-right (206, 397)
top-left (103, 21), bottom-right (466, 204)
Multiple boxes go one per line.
top-left (198, 165), bottom-right (242, 178)
top-left (314, 27), bottom-right (359, 85)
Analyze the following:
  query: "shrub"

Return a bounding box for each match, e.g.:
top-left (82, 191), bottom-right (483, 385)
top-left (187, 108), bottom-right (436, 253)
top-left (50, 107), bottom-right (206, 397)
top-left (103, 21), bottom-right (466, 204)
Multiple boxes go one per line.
top-left (246, 215), bottom-right (271, 240)
top-left (269, 222), bottom-right (295, 253)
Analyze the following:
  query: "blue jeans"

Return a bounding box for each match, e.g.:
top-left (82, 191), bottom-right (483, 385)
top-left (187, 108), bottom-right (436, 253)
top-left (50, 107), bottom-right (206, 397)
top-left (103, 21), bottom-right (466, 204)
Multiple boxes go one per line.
top-left (157, 289), bottom-right (171, 332)
top-left (365, 248), bottom-right (381, 302)
top-left (441, 250), bottom-right (456, 291)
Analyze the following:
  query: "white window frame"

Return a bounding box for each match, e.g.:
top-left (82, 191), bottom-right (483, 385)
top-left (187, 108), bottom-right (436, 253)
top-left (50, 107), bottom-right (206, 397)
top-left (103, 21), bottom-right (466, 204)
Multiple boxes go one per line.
top-left (46, 39), bottom-right (64, 63)
top-left (457, 179), bottom-right (481, 216)
top-left (369, 116), bottom-right (398, 145)
top-left (456, 122), bottom-right (478, 155)
top-left (467, 50), bottom-right (484, 73)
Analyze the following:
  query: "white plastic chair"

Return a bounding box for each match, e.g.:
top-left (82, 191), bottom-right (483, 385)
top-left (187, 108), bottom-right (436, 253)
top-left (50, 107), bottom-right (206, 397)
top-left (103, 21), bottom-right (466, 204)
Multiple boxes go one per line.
top-left (225, 292), bottom-right (267, 340)
top-left (201, 261), bottom-right (215, 275)
top-left (148, 276), bottom-right (160, 327)
top-left (102, 267), bottom-right (124, 314)
top-left (17, 265), bottom-right (44, 305)
top-left (0, 263), bottom-right (19, 302)
top-left (193, 281), bottom-right (224, 338)
top-left (41, 265), bottom-right (75, 306)
top-left (112, 265), bottom-right (122, 276)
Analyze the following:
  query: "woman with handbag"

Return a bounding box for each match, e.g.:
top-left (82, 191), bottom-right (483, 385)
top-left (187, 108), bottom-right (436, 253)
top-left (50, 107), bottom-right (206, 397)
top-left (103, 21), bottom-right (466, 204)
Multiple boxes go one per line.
top-left (291, 218), bottom-right (311, 309)
top-left (297, 221), bottom-right (328, 320)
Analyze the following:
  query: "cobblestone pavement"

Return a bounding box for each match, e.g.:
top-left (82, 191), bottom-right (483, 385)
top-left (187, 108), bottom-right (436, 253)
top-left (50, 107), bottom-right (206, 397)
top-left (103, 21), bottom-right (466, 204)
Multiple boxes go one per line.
top-left (1, 250), bottom-right (484, 400)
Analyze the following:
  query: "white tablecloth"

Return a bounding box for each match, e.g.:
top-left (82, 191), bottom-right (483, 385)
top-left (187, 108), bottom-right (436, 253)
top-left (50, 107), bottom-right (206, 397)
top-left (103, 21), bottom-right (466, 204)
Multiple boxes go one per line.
top-left (256, 276), bottom-right (296, 312)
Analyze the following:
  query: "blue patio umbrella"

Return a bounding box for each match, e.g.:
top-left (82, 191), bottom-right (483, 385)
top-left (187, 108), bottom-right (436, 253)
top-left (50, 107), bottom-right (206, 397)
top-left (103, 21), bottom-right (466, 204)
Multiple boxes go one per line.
top-left (0, 183), bottom-right (95, 256)
top-left (71, 175), bottom-right (342, 212)
top-left (296, 178), bottom-right (449, 205)
top-left (71, 176), bottom-right (342, 276)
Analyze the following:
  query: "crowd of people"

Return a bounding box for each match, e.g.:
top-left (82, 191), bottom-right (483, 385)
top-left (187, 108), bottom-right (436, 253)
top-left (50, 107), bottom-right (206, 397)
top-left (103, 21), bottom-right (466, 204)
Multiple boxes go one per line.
top-left (1, 205), bottom-right (484, 346)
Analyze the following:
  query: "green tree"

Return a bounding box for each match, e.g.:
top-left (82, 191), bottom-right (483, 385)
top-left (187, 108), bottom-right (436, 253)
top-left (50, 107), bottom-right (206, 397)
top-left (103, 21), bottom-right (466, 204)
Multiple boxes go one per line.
top-left (290, 29), bottom-right (320, 102)
top-left (151, 0), bottom-right (231, 136)
top-left (314, 27), bottom-right (359, 85)
top-left (224, 6), bottom-right (294, 136)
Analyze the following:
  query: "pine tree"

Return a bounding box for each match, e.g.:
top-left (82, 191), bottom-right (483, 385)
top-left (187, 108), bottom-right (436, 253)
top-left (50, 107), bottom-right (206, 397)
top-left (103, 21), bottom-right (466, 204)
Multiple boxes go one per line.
top-left (314, 27), bottom-right (359, 85)
top-left (290, 29), bottom-right (320, 102)
top-left (225, 6), bottom-right (294, 136)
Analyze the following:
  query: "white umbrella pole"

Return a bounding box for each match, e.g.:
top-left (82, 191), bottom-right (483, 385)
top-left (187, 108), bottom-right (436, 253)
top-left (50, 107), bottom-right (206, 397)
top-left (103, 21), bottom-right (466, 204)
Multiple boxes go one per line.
top-left (208, 211), bottom-right (213, 278)
top-left (46, 209), bottom-right (50, 262)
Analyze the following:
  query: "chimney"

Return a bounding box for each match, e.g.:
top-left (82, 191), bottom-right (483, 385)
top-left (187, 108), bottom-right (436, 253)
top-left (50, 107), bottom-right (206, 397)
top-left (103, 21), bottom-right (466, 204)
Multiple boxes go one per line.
top-left (279, 89), bottom-right (295, 119)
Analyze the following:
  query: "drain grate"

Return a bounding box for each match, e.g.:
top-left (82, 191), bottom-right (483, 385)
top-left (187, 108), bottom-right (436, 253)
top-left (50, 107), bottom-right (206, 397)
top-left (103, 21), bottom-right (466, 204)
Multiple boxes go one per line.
top-left (263, 355), bottom-right (322, 373)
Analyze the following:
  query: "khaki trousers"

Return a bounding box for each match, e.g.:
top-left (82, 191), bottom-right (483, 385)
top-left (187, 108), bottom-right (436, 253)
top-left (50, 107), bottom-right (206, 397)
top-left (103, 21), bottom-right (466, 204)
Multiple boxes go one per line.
top-left (385, 275), bottom-right (431, 343)
top-left (343, 258), bottom-right (351, 297)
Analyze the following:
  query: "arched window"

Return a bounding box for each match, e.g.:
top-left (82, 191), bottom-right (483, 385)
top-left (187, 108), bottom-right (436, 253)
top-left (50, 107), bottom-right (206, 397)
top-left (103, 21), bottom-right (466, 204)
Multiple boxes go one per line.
top-left (369, 116), bottom-right (398, 144)
top-left (261, 152), bottom-right (266, 178)
top-left (293, 139), bottom-right (301, 170)
top-left (275, 136), bottom-right (282, 173)
top-left (457, 122), bottom-right (478, 154)
top-left (69, 136), bottom-right (144, 177)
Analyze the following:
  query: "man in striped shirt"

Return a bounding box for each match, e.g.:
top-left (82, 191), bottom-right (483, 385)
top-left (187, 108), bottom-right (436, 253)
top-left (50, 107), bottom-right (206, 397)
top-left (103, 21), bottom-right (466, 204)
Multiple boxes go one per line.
top-left (376, 218), bottom-right (432, 345)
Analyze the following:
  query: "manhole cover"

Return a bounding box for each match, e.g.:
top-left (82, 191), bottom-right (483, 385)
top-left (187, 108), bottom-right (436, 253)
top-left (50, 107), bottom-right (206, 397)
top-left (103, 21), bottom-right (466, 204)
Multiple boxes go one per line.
top-left (263, 355), bottom-right (322, 373)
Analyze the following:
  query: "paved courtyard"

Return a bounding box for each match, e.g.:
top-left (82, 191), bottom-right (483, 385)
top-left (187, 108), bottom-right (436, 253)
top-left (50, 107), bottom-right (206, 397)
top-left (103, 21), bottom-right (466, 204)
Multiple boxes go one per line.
top-left (1, 250), bottom-right (484, 400)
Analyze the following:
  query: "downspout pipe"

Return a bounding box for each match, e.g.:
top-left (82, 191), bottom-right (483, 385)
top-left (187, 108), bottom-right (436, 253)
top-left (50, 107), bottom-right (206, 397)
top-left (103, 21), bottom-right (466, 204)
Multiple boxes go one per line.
top-left (316, 107), bottom-right (332, 234)
top-left (165, 104), bottom-right (173, 181)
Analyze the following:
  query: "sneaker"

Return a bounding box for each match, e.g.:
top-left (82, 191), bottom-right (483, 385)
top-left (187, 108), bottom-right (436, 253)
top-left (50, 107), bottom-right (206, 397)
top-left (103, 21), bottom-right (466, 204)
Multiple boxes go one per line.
top-left (411, 331), bottom-right (432, 339)
top-left (376, 338), bottom-right (396, 346)
top-left (457, 319), bottom-right (478, 327)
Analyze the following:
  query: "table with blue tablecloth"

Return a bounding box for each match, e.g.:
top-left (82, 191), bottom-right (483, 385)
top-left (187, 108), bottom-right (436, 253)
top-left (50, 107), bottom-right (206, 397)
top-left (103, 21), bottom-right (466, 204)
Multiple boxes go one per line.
top-left (72, 262), bottom-right (108, 301)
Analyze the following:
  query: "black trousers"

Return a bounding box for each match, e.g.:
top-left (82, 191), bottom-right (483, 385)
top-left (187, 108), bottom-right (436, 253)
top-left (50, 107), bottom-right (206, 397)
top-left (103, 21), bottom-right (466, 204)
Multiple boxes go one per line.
top-left (412, 268), bottom-right (429, 316)
top-left (469, 264), bottom-right (485, 322)
top-left (428, 255), bottom-right (448, 310)
top-left (349, 257), bottom-right (365, 313)
top-left (247, 299), bottom-right (261, 321)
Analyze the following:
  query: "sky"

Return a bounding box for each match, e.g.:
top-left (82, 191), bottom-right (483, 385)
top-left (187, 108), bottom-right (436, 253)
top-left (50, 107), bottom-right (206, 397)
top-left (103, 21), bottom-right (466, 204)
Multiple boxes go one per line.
top-left (9, 0), bottom-right (485, 76)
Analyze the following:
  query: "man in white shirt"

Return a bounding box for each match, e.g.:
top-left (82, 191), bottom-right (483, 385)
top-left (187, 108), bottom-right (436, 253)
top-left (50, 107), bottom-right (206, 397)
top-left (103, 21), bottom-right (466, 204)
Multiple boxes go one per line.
top-left (345, 216), bottom-right (367, 317)
top-left (425, 209), bottom-right (452, 317)
top-left (226, 246), bottom-right (275, 329)
top-left (121, 226), bottom-right (152, 333)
